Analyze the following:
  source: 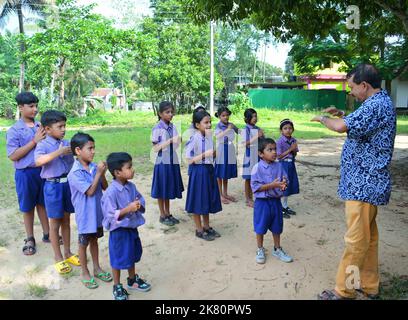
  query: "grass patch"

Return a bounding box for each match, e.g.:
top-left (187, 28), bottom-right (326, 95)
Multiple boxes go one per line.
top-left (0, 238), bottom-right (9, 247)
top-left (26, 265), bottom-right (44, 278)
top-left (27, 283), bottom-right (48, 298)
top-left (379, 273), bottom-right (408, 300)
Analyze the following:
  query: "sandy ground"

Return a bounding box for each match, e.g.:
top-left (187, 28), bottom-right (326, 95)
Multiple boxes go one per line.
top-left (0, 136), bottom-right (407, 300)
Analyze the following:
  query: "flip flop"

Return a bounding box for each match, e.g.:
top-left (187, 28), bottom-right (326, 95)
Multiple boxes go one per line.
top-left (95, 271), bottom-right (113, 282)
top-left (54, 261), bottom-right (72, 274)
top-left (82, 277), bottom-right (99, 289)
top-left (22, 237), bottom-right (36, 256)
top-left (65, 254), bottom-right (81, 266)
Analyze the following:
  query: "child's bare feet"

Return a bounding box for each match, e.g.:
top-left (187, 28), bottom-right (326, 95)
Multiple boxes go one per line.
top-left (225, 194), bottom-right (237, 202)
top-left (221, 196), bottom-right (230, 204)
top-left (246, 199), bottom-right (254, 208)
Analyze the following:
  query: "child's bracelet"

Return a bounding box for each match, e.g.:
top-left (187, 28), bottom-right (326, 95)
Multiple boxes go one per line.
top-left (32, 138), bottom-right (37, 145)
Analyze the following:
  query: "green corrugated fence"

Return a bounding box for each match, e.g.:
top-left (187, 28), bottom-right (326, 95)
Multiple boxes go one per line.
top-left (248, 89), bottom-right (347, 110)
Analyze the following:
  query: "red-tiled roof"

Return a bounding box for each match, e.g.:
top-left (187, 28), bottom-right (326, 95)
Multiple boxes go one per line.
top-left (91, 88), bottom-right (112, 97)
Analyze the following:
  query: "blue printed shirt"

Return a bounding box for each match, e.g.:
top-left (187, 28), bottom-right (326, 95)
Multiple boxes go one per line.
top-left (338, 90), bottom-right (396, 206)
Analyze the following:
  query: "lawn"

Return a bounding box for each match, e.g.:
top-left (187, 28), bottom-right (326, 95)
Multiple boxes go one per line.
top-left (1, 109), bottom-right (407, 209)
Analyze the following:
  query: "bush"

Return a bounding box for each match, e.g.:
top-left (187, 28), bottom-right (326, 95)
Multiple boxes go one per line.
top-left (0, 89), bottom-right (16, 119)
top-left (228, 91), bottom-right (253, 114)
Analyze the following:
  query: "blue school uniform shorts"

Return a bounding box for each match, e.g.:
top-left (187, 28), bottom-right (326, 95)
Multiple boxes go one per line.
top-left (253, 198), bottom-right (283, 235)
top-left (15, 167), bottom-right (45, 212)
top-left (43, 180), bottom-right (74, 219)
top-left (109, 227), bottom-right (143, 270)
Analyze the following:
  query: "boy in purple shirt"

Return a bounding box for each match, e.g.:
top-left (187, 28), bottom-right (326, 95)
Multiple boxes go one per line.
top-left (251, 137), bottom-right (293, 264)
top-left (102, 152), bottom-right (151, 300)
top-left (34, 110), bottom-right (79, 275)
top-left (68, 132), bottom-right (112, 289)
top-left (6, 92), bottom-right (49, 255)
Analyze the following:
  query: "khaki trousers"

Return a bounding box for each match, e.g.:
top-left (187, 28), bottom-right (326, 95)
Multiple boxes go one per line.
top-left (335, 201), bottom-right (379, 298)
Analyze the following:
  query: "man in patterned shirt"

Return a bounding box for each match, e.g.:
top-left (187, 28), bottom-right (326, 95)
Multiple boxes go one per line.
top-left (311, 64), bottom-right (396, 300)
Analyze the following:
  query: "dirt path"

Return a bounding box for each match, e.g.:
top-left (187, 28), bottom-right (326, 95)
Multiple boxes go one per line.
top-left (0, 136), bottom-right (407, 300)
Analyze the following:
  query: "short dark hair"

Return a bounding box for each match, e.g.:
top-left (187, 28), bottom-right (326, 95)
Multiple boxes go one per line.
top-left (40, 110), bottom-right (67, 127)
top-left (258, 137), bottom-right (276, 153)
top-left (346, 64), bottom-right (382, 89)
top-left (107, 152), bottom-right (132, 178)
top-left (244, 108), bottom-right (257, 124)
top-left (15, 92), bottom-right (39, 105)
top-left (70, 132), bottom-right (95, 156)
top-left (280, 119), bottom-right (294, 131)
top-left (158, 101), bottom-right (174, 121)
top-left (215, 106), bottom-right (231, 118)
top-left (192, 110), bottom-right (211, 129)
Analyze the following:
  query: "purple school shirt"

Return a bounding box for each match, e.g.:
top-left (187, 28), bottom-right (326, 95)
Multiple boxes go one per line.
top-left (215, 121), bottom-right (238, 144)
top-left (68, 160), bottom-right (103, 234)
top-left (251, 159), bottom-right (287, 198)
top-left (276, 135), bottom-right (298, 160)
top-left (151, 120), bottom-right (180, 164)
top-left (184, 130), bottom-right (214, 164)
top-left (151, 120), bottom-right (180, 148)
top-left (6, 119), bottom-right (41, 169)
top-left (101, 179), bottom-right (146, 232)
top-left (34, 135), bottom-right (74, 179)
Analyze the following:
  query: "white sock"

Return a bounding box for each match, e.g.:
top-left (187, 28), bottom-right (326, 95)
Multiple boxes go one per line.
top-left (282, 197), bottom-right (288, 209)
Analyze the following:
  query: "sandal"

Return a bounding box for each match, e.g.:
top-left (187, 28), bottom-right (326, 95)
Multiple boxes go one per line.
top-left (82, 277), bottom-right (99, 289)
top-left (65, 254), bottom-right (81, 266)
top-left (195, 230), bottom-right (215, 241)
top-left (318, 289), bottom-right (354, 300)
top-left (54, 261), bottom-right (72, 274)
top-left (221, 197), bottom-right (230, 204)
top-left (246, 200), bottom-right (254, 208)
top-left (95, 271), bottom-right (113, 282)
top-left (22, 237), bottom-right (36, 256)
top-left (203, 227), bottom-right (221, 238)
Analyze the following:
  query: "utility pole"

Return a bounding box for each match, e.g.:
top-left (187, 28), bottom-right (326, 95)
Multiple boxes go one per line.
top-left (210, 20), bottom-right (215, 116)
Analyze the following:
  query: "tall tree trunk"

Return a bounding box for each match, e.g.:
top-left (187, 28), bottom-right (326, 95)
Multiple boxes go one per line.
top-left (58, 58), bottom-right (66, 108)
top-left (49, 69), bottom-right (57, 107)
top-left (122, 80), bottom-right (128, 111)
top-left (385, 79), bottom-right (392, 94)
top-left (252, 54), bottom-right (257, 83)
top-left (16, 3), bottom-right (25, 120)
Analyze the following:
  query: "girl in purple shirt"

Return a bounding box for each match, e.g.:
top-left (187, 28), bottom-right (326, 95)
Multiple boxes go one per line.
top-left (151, 101), bottom-right (184, 227)
top-left (185, 111), bottom-right (222, 241)
top-left (276, 119), bottom-right (300, 217)
top-left (241, 108), bottom-right (264, 208)
top-left (214, 106), bottom-right (238, 204)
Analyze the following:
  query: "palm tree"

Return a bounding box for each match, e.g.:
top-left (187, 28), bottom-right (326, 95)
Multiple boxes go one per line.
top-left (0, 0), bottom-right (53, 119)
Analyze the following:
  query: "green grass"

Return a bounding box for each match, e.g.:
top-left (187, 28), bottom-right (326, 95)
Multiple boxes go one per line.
top-left (27, 283), bottom-right (48, 298)
top-left (379, 273), bottom-right (408, 300)
top-left (1, 110), bottom-right (407, 209)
